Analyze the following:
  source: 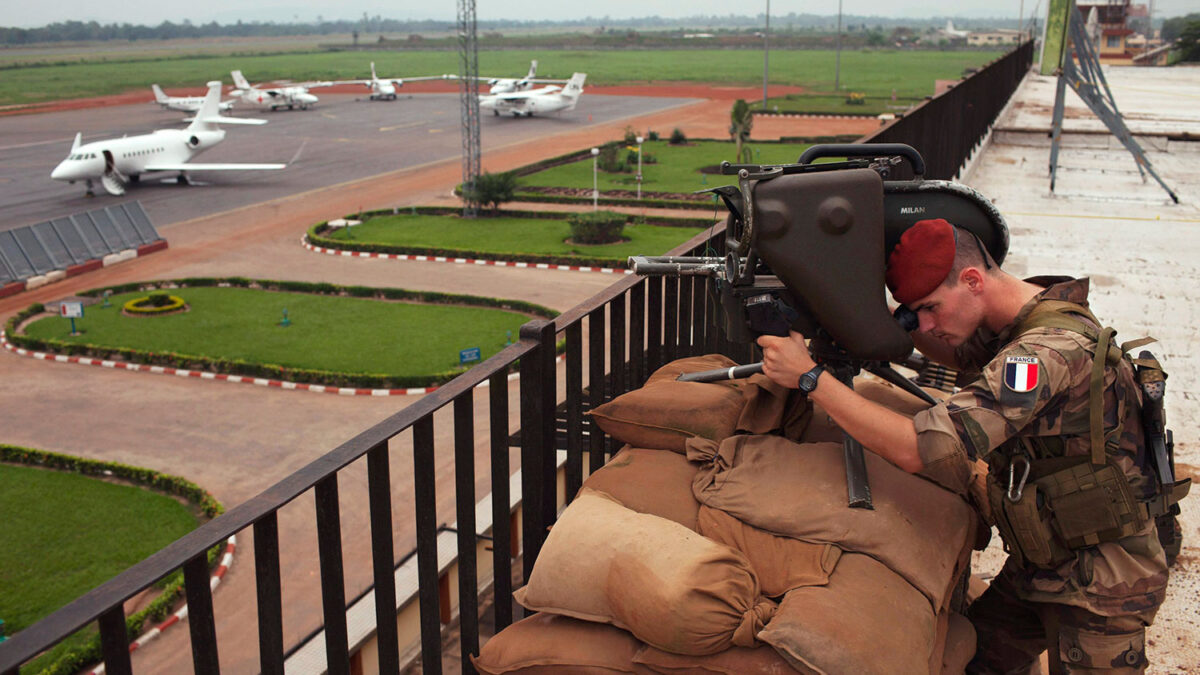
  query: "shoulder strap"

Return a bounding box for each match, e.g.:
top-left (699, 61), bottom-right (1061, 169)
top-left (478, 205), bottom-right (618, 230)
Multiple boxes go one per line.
top-left (1011, 299), bottom-right (1133, 466)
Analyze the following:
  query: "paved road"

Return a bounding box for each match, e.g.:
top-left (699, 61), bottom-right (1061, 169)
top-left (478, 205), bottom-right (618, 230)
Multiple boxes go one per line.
top-left (0, 92), bottom-right (697, 230)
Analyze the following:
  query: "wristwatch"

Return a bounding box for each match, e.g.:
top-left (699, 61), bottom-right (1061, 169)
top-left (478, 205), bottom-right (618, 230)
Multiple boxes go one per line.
top-left (798, 365), bottom-right (825, 394)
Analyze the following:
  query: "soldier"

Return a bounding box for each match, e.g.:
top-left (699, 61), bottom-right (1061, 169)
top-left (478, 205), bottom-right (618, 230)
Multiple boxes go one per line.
top-left (757, 218), bottom-right (1177, 674)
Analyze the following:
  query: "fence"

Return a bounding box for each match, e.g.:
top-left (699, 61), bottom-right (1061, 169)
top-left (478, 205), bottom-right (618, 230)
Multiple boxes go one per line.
top-left (860, 40), bottom-right (1035, 180)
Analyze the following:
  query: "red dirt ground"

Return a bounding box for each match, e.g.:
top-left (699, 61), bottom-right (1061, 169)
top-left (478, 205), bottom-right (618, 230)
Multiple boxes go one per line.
top-left (2, 81), bottom-right (808, 114)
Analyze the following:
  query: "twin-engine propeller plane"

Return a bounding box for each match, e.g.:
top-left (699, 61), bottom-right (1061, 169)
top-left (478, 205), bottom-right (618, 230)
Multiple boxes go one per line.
top-left (151, 84), bottom-right (234, 113)
top-left (478, 72), bottom-right (587, 117)
top-left (51, 81), bottom-right (285, 197)
top-left (229, 70), bottom-right (332, 111)
top-left (481, 60), bottom-right (570, 94)
top-left (340, 62), bottom-right (447, 101)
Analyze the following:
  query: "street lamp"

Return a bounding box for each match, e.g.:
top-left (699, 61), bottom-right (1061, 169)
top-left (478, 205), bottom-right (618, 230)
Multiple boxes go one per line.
top-left (635, 136), bottom-right (644, 200)
top-left (591, 147), bottom-right (600, 211)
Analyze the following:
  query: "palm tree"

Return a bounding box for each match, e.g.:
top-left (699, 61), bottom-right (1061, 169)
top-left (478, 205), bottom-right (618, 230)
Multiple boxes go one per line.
top-left (730, 99), bottom-right (754, 164)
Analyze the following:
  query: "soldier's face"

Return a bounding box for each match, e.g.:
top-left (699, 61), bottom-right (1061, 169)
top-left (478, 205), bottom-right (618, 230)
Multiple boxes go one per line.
top-left (910, 281), bottom-right (984, 346)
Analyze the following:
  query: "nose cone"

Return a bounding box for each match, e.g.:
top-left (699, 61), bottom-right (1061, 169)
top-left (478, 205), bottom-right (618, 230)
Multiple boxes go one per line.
top-left (51, 160), bottom-right (73, 181)
top-left (299, 93), bottom-right (318, 104)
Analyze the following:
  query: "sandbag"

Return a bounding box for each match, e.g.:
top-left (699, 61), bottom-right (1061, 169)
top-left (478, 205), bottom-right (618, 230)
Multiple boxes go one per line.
top-left (646, 354), bottom-right (745, 387)
top-left (737, 374), bottom-right (813, 437)
top-left (797, 377), bottom-right (942, 444)
top-left (940, 612), bottom-right (977, 675)
top-left (758, 553), bottom-right (938, 675)
top-left (581, 446), bottom-right (702, 531)
top-left (471, 612), bottom-right (654, 674)
top-left (588, 381), bottom-right (745, 453)
top-left (689, 435), bottom-right (973, 609)
top-left (697, 505), bottom-right (841, 597)
top-left (634, 642), bottom-right (815, 674)
top-left (515, 489), bottom-right (776, 656)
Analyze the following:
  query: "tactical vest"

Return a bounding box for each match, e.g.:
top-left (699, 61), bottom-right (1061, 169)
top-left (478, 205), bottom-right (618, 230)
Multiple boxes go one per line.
top-left (985, 300), bottom-right (1191, 568)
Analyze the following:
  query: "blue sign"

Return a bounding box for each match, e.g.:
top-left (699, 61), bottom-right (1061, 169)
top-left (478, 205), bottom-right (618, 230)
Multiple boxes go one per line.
top-left (459, 347), bottom-right (482, 365)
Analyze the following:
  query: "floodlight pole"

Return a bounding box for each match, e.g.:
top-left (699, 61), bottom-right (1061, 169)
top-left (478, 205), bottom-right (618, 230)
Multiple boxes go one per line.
top-left (834, 0), bottom-right (843, 91)
top-left (591, 147), bottom-right (600, 210)
top-left (636, 136), bottom-right (644, 200)
top-left (762, 0), bottom-right (770, 110)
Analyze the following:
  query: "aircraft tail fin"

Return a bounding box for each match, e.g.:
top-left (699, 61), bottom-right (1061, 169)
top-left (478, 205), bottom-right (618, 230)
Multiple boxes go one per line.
top-left (231, 70), bottom-right (252, 91)
top-left (70, 132), bottom-right (82, 153)
top-left (152, 84), bottom-right (168, 104)
top-left (371, 62), bottom-right (379, 82)
top-left (188, 81), bottom-right (225, 131)
top-left (561, 73), bottom-right (586, 111)
top-left (527, 60), bottom-right (538, 79)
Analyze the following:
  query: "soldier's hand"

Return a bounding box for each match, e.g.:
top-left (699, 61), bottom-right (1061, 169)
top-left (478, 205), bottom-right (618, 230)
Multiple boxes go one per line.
top-left (757, 330), bottom-right (816, 390)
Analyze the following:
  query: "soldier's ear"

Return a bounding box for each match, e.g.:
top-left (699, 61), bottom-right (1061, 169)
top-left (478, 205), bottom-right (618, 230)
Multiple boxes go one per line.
top-left (960, 267), bottom-right (985, 293)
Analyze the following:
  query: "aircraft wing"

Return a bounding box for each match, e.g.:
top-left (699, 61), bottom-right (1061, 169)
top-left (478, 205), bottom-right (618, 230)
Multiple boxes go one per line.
top-left (181, 115), bottom-right (268, 125)
top-left (144, 162), bottom-right (286, 171)
top-left (399, 75), bottom-right (449, 82)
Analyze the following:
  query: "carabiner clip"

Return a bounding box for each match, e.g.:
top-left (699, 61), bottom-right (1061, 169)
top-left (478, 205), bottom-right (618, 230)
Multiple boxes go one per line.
top-left (1007, 455), bottom-right (1031, 503)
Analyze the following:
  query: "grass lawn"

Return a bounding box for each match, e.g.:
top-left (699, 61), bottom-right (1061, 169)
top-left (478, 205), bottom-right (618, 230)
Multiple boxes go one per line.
top-left (22, 287), bottom-right (531, 378)
top-left (764, 92), bottom-right (919, 116)
top-left (1, 48), bottom-right (1003, 106)
top-left (519, 140), bottom-right (812, 195)
top-left (326, 214), bottom-right (709, 260)
top-left (0, 463), bottom-right (198, 662)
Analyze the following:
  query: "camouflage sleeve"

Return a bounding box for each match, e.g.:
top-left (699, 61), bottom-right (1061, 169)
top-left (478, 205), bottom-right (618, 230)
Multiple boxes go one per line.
top-left (913, 338), bottom-right (1074, 473)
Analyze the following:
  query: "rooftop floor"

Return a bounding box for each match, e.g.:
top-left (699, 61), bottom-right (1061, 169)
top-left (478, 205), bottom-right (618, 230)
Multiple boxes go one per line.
top-left (965, 64), bottom-right (1199, 674)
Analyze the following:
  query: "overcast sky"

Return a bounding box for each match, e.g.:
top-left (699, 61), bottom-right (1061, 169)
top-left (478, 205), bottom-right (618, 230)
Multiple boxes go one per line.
top-left (5, 0), bottom-right (1195, 29)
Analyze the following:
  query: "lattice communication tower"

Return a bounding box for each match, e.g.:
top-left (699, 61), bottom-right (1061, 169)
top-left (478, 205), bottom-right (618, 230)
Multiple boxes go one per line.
top-left (457, 0), bottom-right (482, 217)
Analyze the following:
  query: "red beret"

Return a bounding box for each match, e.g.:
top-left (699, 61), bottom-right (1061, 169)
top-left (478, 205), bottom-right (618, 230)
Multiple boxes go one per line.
top-left (886, 219), bottom-right (956, 304)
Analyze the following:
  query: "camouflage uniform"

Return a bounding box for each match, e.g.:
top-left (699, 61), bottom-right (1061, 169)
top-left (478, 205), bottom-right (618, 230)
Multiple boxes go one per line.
top-left (911, 277), bottom-right (1167, 674)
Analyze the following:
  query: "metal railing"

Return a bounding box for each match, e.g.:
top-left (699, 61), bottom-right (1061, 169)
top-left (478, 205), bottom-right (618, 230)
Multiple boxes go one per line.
top-left (860, 40), bottom-right (1034, 180)
top-left (0, 226), bottom-right (748, 675)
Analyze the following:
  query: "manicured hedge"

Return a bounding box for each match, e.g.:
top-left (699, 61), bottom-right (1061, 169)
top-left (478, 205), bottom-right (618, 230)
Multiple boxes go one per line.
top-left (1, 444), bottom-right (224, 675)
top-left (5, 278), bottom-right (559, 390)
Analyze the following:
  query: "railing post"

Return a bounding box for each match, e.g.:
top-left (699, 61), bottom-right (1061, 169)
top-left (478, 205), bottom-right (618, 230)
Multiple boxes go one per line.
top-left (412, 416), bottom-right (442, 674)
top-left (565, 323), bottom-right (584, 501)
top-left (97, 606), bottom-right (132, 675)
top-left (488, 370), bottom-right (513, 631)
top-left (315, 475), bottom-right (350, 675)
top-left (519, 319), bottom-right (550, 582)
top-left (587, 308), bottom-right (607, 474)
top-left (183, 552), bottom-right (220, 674)
top-left (254, 515), bottom-right (285, 675)
top-left (454, 393), bottom-right (480, 673)
top-left (367, 442), bottom-right (400, 675)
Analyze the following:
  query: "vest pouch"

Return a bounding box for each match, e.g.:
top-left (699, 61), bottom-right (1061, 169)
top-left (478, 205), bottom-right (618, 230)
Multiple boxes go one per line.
top-left (987, 474), bottom-right (1059, 567)
top-left (1037, 462), bottom-right (1146, 549)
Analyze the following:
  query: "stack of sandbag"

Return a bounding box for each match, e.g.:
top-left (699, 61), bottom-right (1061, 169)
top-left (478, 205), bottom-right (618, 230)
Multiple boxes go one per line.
top-left (473, 355), bottom-right (983, 675)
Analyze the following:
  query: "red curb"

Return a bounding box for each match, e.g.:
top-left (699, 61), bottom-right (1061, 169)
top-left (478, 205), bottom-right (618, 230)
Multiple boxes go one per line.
top-left (137, 240), bottom-right (170, 256)
top-left (66, 260), bottom-right (104, 277)
top-left (0, 281), bottom-right (26, 298)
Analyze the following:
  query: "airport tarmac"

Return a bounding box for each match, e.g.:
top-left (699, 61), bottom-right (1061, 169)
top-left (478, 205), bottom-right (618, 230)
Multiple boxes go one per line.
top-left (0, 91), bottom-right (698, 230)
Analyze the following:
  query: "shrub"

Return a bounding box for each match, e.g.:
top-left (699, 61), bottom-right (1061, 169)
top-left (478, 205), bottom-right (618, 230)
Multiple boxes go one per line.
top-left (846, 92), bottom-right (867, 105)
top-left (123, 293), bottom-right (185, 314)
top-left (647, 130), bottom-right (660, 141)
top-left (467, 171), bottom-right (519, 212)
top-left (623, 125), bottom-right (639, 145)
top-left (568, 211), bottom-right (627, 244)
top-left (669, 128), bottom-right (687, 145)
top-left (597, 145), bottom-right (627, 173)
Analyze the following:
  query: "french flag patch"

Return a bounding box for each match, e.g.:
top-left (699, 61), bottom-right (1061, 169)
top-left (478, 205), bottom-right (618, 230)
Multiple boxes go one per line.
top-left (1004, 356), bottom-right (1040, 393)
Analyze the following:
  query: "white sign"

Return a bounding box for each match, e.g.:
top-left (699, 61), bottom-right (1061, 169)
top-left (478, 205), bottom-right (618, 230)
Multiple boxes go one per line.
top-left (60, 302), bottom-right (84, 319)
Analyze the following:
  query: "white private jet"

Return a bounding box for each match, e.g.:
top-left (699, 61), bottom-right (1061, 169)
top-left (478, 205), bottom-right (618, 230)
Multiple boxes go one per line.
top-left (941, 20), bottom-right (971, 39)
top-left (481, 60), bottom-right (571, 95)
top-left (339, 62), bottom-right (447, 101)
top-left (229, 70), bottom-right (332, 111)
top-left (51, 81), bottom-right (285, 197)
top-left (478, 72), bottom-right (586, 118)
top-left (151, 84), bottom-right (234, 113)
